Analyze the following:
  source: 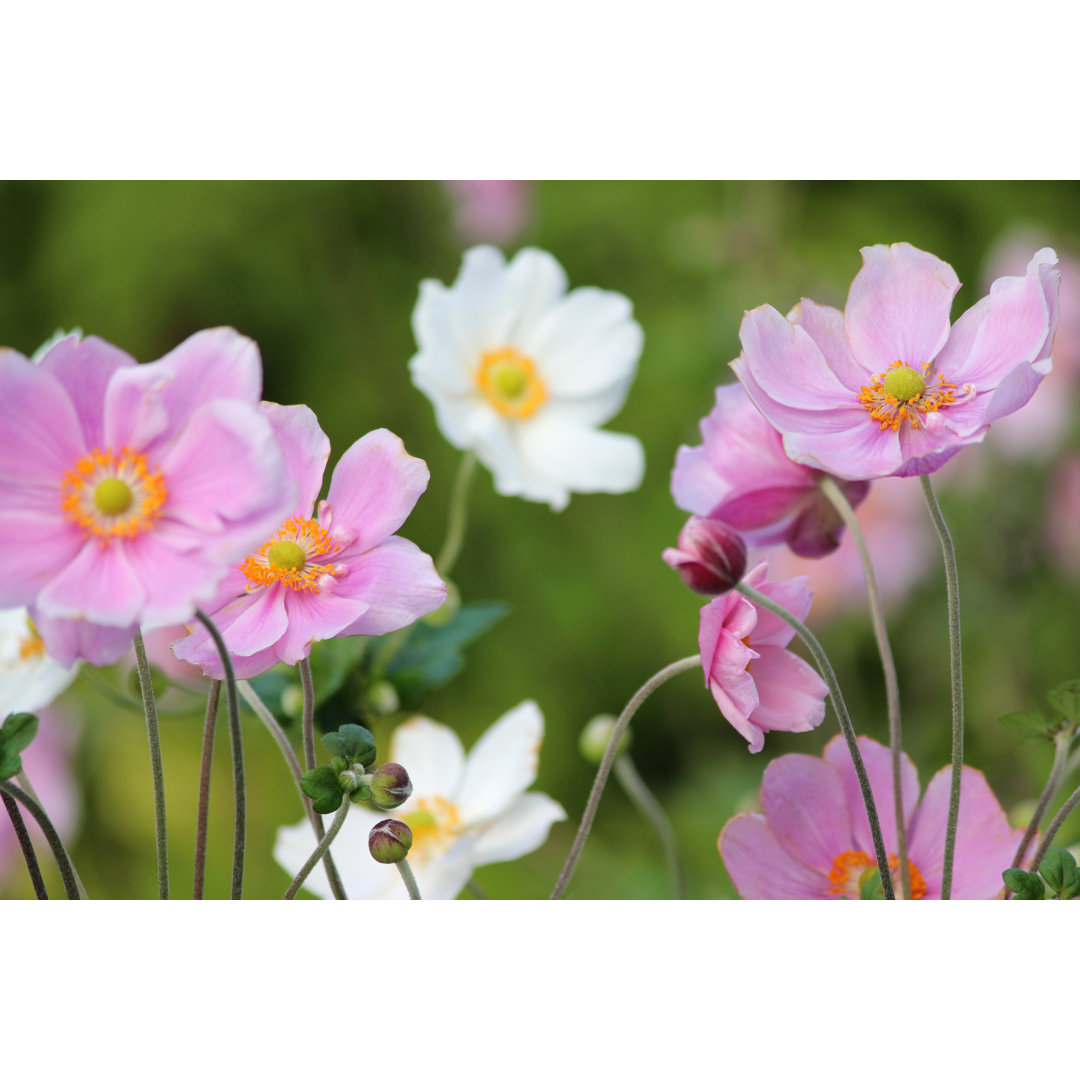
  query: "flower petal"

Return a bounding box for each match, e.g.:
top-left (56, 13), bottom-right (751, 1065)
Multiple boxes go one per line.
top-left (719, 812), bottom-right (831, 899)
top-left (0, 512), bottom-right (85, 609)
top-left (31, 609), bottom-right (135, 668)
top-left (789, 298), bottom-right (875, 392)
top-left (745, 646), bottom-right (827, 739)
top-left (459, 700), bottom-right (544, 823)
top-left (389, 716), bottom-right (466, 800)
top-left (273, 586), bottom-right (369, 665)
top-left (468, 792), bottom-right (566, 866)
top-left (261, 402), bottom-right (330, 518)
top-left (36, 537), bottom-right (146, 626)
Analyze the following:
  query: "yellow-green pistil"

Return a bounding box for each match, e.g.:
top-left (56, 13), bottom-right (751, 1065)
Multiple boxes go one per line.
top-left (93, 477), bottom-right (133, 516)
top-left (493, 364), bottom-right (529, 400)
top-left (267, 540), bottom-right (306, 572)
top-left (882, 364), bottom-right (926, 403)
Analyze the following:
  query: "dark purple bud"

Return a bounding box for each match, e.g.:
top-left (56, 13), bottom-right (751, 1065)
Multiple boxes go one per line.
top-left (369, 763), bottom-right (413, 810)
top-left (662, 517), bottom-right (747, 595)
top-left (369, 819), bottom-right (413, 864)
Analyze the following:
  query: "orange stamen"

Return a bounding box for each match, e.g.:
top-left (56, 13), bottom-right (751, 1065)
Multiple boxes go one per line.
top-left (240, 515), bottom-right (342, 593)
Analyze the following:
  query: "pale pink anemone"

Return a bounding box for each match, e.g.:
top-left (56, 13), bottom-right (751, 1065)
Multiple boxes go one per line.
top-left (672, 382), bottom-right (869, 557)
top-left (720, 735), bottom-right (1025, 899)
top-left (173, 405), bottom-right (446, 679)
top-left (731, 243), bottom-right (1060, 480)
top-left (699, 561), bottom-right (827, 753)
top-left (0, 329), bottom-right (294, 662)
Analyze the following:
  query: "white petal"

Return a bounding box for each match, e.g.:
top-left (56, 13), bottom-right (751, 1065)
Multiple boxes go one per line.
top-left (459, 700), bottom-right (544, 822)
top-left (500, 248), bottom-right (568, 342)
top-left (390, 716), bottom-right (466, 799)
top-left (469, 793), bottom-right (567, 866)
top-left (0, 608), bottom-right (78, 714)
top-left (466, 408), bottom-right (571, 509)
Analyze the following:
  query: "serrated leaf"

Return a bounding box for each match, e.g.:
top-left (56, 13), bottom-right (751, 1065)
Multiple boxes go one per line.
top-left (997, 711), bottom-right (1053, 743)
top-left (1, 712), bottom-right (39, 754)
top-left (859, 870), bottom-right (884, 900)
top-left (300, 765), bottom-right (344, 815)
top-left (1037, 848), bottom-right (1077, 895)
top-left (321, 724), bottom-right (376, 767)
top-left (1047, 680), bottom-right (1080, 722)
top-left (1002, 867), bottom-right (1045, 899)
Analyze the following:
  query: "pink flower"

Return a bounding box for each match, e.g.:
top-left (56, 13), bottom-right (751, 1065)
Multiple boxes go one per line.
top-left (173, 405), bottom-right (446, 678)
top-left (699, 561), bottom-right (827, 753)
top-left (720, 734), bottom-right (1024, 899)
top-left (672, 382), bottom-right (869, 557)
top-left (731, 243), bottom-right (1060, 480)
top-left (0, 329), bottom-right (294, 642)
top-left (443, 181), bottom-right (532, 245)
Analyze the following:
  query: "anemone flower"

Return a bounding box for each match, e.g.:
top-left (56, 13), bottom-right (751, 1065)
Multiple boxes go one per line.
top-left (0, 608), bottom-right (77, 715)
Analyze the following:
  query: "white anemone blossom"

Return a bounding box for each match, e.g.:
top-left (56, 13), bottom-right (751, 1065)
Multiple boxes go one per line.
top-left (0, 608), bottom-right (78, 716)
top-left (274, 701), bottom-right (565, 899)
top-left (409, 245), bottom-right (645, 510)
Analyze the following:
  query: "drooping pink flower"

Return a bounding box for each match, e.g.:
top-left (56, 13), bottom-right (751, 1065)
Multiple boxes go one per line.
top-left (720, 734), bottom-right (1024, 899)
top-left (731, 243), bottom-right (1060, 480)
top-left (0, 329), bottom-right (294, 649)
top-left (443, 181), bottom-right (532, 245)
top-left (173, 405), bottom-right (446, 678)
top-left (699, 561), bottom-right (827, 753)
top-left (672, 382), bottom-right (869, 557)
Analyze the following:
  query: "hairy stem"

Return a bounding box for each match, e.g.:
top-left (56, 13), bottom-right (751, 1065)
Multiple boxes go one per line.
top-left (436, 451), bottom-right (476, 578)
top-left (283, 798), bottom-right (350, 900)
top-left (133, 628), bottom-right (169, 900)
top-left (2, 790), bottom-right (48, 898)
top-left (192, 680), bottom-right (221, 900)
top-left (396, 858), bottom-right (422, 900)
top-left (0, 780), bottom-right (80, 899)
top-left (1025, 782), bottom-right (1080, 873)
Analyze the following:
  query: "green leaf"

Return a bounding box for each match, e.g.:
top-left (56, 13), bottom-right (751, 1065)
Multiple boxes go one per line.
top-left (859, 870), bottom-right (884, 900)
top-left (1037, 848), bottom-right (1077, 896)
top-left (321, 724), bottom-right (376, 767)
top-left (0, 746), bottom-right (22, 782)
top-left (300, 765), bottom-right (344, 815)
top-left (1002, 868), bottom-right (1045, 899)
top-left (1, 712), bottom-right (39, 754)
top-left (997, 711), bottom-right (1053, 743)
top-left (1047, 680), bottom-right (1080, 722)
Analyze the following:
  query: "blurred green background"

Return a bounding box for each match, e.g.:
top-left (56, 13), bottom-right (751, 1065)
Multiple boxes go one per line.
top-left (3, 180), bottom-right (1080, 900)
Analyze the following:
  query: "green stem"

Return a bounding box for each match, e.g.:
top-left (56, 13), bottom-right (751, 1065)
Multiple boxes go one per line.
top-left (134, 628), bottom-right (169, 900)
top-left (0, 779), bottom-right (80, 899)
top-left (194, 610), bottom-right (245, 900)
top-left (436, 451), bottom-right (476, 578)
top-left (550, 655), bottom-right (701, 900)
top-left (192, 680), bottom-right (221, 900)
top-left (283, 798), bottom-right (351, 899)
top-left (613, 753), bottom-right (687, 899)
top-left (1025, 782), bottom-right (1080, 872)
top-left (2, 790), bottom-right (48, 898)
top-left (736, 581), bottom-right (895, 899)
top-left (1010, 726), bottom-right (1074, 883)
top-left (396, 857), bottom-right (422, 900)
top-left (16, 769), bottom-right (88, 899)
top-left (820, 476), bottom-right (910, 899)
top-left (920, 475), bottom-right (964, 900)
top-left (465, 878), bottom-right (490, 899)
top-left (299, 656), bottom-right (316, 772)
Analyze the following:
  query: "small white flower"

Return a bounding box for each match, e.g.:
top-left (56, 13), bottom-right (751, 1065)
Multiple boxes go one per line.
top-left (409, 246), bottom-right (645, 511)
top-left (274, 701), bottom-right (566, 899)
top-left (0, 608), bottom-right (78, 716)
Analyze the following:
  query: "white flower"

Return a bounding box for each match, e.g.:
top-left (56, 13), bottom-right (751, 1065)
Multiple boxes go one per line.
top-left (0, 608), bottom-right (78, 716)
top-left (274, 701), bottom-right (566, 899)
top-left (409, 245), bottom-right (645, 511)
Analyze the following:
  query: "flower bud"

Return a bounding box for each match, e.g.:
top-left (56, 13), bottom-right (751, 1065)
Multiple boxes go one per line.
top-left (662, 517), bottom-right (747, 595)
top-left (337, 767), bottom-right (366, 793)
top-left (360, 680), bottom-right (400, 718)
top-left (369, 819), bottom-right (413, 864)
top-left (579, 715), bottom-right (631, 764)
top-left (369, 762), bottom-right (413, 810)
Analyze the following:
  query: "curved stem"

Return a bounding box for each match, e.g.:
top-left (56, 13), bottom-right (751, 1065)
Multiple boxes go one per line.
top-left (1010, 727), bottom-right (1074, 882)
top-left (299, 656), bottom-right (316, 772)
top-left (2, 790), bottom-right (48, 898)
top-left (237, 680), bottom-right (348, 899)
top-left (821, 476), bottom-right (910, 899)
top-left (192, 680), bottom-right (221, 900)
top-left (194, 610), bottom-right (245, 900)
top-left (0, 780), bottom-right (80, 899)
top-left (920, 475), bottom-right (964, 900)
top-left (736, 581), bottom-right (895, 899)
top-left (133, 629), bottom-right (169, 900)
top-left (396, 857), bottom-right (422, 900)
top-left (17, 769), bottom-right (87, 898)
top-left (550, 655), bottom-right (701, 900)
top-left (613, 753), bottom-right (687, 899)
top-left (436, 451), bottom-right (476, 578)
top-left (1026, 781), bottom-right (1080, 872)
top-left (283, 798), bottom-right (350, 899)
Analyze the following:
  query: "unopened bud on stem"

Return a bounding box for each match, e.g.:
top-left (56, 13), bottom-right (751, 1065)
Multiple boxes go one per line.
top-left (369, 819), bottom-right (413, 863)
top-left (662, 517), bottom-right (747, 595)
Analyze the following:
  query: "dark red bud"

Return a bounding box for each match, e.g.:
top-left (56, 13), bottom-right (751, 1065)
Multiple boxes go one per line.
top-left (662, 517), bottom-right (747, 595)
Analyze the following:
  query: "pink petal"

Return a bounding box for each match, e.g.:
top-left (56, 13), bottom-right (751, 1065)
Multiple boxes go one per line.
top-left (844, 243), bottom-right (960, 372)
top-left (36, 539), bottom-right (147, 626)
top-left (719, 812), bottom-right (831, 899)
top-left (273, 586), bottom-right (371, 665)
top-left (781, 417), bottom-right (903, 480)
top-left (745, 646), bottom-right (827, 738)
top-left (32, 609), bottom-right (135, 667)
top-left (261, 402), bottom-right (330, 518)
top-left (0, 512), bottom-right (85, 608)
top-left (750, 572), bottom-right (813, 647)
top-left (789, 298), bottom-right (875, 392)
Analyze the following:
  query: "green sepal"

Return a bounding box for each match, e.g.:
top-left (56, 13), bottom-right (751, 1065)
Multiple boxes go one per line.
top-left (328, 756), bottom-right (348, 774)
top-left (321, 724), bottom-right (376, 767)
top-left (1, 712), bottom-right (39, 754)
top-left (859, 870), bottom-right (884, 900)
top-left (300, 766), bottom-right (344, 815)
top-left (997, 711), bottom-right (1054, 743)
top-left (0, 746), bottom-right (22, 782)
top-left (1037, 848), bottom-right (1078, 897)
top-left (348, 784), bottom-right (373, 805)
top-left (1002, 867), bottom-right (1045, 899)
top-left (1047, 680), bottom-right (1080, 723)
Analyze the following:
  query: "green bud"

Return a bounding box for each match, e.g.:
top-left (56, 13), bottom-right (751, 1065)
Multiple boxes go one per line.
top-left (361, 680), bottom-right (400, 718)
top-left (369, 763), bottom-right (413, 810)
top-left (328, 756), bottom-right (348, 774)
top-left (368, 819), bottom-right (413, 863)
top-left (1037, 848), bottom-right (1078, 897)
top-left (579, 715), bottom-right (630, 765)
top-left (1002, 868), bottom-right (1045, 899)
top-left (280, 684), bottom-right (305, 720)
top-left (337, 768), bottom-right (366, 793)
top-left (424, 579), bottom-right (461, 627)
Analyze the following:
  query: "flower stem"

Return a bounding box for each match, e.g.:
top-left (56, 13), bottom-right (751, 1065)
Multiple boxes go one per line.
top-left (2, 790), bottom-right (48, 898)
top-left (283, 798), bottom-right (350, 899)
top-left (133, 628), bottom-right (169, 900)
top-left (237, 680), bottom-right (348, 900)
top-left (194, 610), bottom-right (245, 900)
top-left (1008, 726), bottom-right (1074, 883)
top-left (465, 878), bottom-right (490, 899)
top-left (820, 476), bottom-right (910, 899)
top-left (299, 656), bottom-right (316, 771)
top-left (0, 779), bottom-right (80, 899)
top-left (192, 680), bottom-right (221, 900)
top-left (17, 769), bottom-right (88, 898)
top-left (613, 753), bottom-right (688, 899)
top-left (1024, 781), bottom-right (1080, 873)
top-left (736, 581), bottom-right (896, 899)
top-left (550, 655), bottom-right (701, 900)
top-left (436, 450), bottom-right (476, 578)
top-left (920, 475), bottom-right (964, 901)
top-left (396, 857), bottom-right (422, 900)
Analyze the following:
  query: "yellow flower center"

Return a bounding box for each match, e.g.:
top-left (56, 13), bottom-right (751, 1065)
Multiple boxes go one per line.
top-left (61, 447), bottom-right (168, 543)
top-left (18, 619), bottom-right (45, 661)
top-left (858, 360), bottom-right (957, 432)
top-left (240, 515), bottom-right (342, 593)
top-left (399, 795), bottom-right (463, 866)
top-left (827, 849), bottom-right (927, 899)
top-left (475, 346), bottom-right (548, 419)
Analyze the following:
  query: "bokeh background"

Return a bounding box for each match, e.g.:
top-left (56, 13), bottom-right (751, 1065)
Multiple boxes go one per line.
top-left (3, 180), bottom-right (1080, 900)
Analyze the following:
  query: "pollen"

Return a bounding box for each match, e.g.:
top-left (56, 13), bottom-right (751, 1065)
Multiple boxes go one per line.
top-left (241, 515), bottom-right (342, 593)
top-left (827, 849), bottom-right (927, 899)
top-left (858, 360), bottom-right (957, 433)
top-left (61, 447), bottom-right (167, 543)
top-left (475, 346), bottom-right (548, 419)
